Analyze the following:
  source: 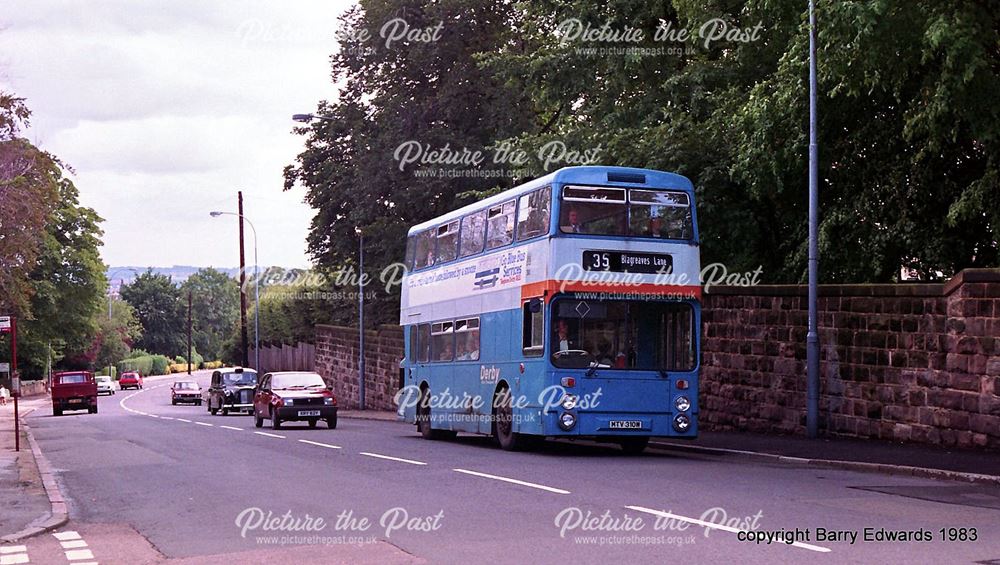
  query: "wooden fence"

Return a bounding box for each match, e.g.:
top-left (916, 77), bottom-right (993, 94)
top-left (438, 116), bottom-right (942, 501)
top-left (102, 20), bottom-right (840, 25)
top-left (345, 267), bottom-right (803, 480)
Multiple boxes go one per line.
top-left (250, 343), bottom-right (315, 373)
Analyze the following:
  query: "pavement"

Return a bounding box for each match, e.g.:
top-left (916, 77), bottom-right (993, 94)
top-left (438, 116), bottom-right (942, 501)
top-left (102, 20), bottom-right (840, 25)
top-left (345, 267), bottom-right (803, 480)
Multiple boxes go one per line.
top-left (342, 409), bottom-right (1000, 484)
top-left (0, 393), bottom-right (64, 544)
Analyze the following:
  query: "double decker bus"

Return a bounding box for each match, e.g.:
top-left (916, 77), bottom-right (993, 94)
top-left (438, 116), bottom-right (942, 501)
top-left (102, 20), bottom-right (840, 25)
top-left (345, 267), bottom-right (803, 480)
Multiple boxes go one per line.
top-left (398, 166), bottom-right (700, 453)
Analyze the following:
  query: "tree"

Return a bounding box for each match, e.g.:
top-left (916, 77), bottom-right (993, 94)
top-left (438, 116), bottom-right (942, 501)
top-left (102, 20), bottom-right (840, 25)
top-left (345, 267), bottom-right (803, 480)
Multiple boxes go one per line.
top-left (180, 267), bottom-right (239, 361)
top-left (93, 297), bottom-right (143, 375)
top-left (120, 271), bottom-right (186, 356)
top-left (285, 0), bottom-right (540, 325)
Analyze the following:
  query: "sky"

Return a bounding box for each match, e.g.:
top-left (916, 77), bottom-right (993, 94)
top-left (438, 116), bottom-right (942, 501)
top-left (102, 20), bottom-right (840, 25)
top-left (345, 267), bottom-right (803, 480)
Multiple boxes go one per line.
top-left (0, 0), bottom-right (355, 269)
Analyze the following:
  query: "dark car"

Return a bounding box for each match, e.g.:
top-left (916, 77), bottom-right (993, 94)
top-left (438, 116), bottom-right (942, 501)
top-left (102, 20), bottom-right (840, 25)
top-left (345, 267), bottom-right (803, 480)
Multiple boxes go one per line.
top-left (253, 371), bottom-right (337, 430)
top-left (119, 371), bottom-right (144, 390)
top-left (207, 367), bottom-right (258, 415)
top-left (51, 371), bottom-right (98, 416)
top-left (170, 381), bottom-right (202, 405)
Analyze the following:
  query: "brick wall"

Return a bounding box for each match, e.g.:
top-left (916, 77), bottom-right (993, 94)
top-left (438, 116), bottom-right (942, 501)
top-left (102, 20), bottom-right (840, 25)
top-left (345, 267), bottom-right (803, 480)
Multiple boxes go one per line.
top-left (701, 269), bottom-right (1000, 449)
top-left (314, 325), bottom-right (404, 410)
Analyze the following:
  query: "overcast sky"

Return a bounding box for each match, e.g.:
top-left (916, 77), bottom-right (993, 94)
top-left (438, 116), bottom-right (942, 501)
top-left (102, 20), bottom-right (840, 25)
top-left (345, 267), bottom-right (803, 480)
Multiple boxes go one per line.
top-left (0, 0), bottom-right (354, 269)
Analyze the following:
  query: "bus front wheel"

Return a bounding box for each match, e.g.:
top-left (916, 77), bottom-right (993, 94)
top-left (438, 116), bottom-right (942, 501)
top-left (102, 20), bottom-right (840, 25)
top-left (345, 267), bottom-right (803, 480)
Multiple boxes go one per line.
top-left (493, 386), bottom-right (532, 451)
top-left (417, 386), bottom-right (455, 441)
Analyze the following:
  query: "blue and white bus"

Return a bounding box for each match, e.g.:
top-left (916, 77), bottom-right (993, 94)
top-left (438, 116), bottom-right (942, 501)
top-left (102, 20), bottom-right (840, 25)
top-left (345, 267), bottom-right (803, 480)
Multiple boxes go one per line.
top-left (398, 166), bottom-right (701, 453)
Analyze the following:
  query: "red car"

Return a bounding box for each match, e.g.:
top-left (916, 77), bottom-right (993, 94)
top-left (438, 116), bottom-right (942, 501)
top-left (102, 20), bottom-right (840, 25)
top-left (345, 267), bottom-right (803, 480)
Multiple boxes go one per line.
top-left (253, 371), bottom-right (337, 430)
top-left (119, 371), bottom-right (144, 390)
top-left (170, 381), bottom-right (202, 405)
top-left (51, 371), bottom-right (98, 416)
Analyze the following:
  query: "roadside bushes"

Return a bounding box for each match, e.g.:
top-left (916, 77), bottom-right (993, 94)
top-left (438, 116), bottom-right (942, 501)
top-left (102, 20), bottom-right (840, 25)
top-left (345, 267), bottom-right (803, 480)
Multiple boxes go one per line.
top-left (118, 354), bottom-right (171, 376)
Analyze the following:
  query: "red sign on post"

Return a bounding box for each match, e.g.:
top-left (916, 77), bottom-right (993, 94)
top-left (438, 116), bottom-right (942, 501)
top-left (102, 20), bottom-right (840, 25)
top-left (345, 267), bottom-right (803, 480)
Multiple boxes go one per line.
top-left (0, 316), bottom-right (11, 333)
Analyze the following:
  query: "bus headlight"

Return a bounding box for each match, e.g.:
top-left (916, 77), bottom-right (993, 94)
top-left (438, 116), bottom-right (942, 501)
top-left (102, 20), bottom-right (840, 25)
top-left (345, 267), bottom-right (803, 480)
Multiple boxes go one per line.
top-left (560, 394), bottom-right (578, 410)
top-left (673, 414), bottom-right (691, 432)
top-left (674, 396), bottom-right (691, 412)
top-left (558, 412), bottom-right (577, 431)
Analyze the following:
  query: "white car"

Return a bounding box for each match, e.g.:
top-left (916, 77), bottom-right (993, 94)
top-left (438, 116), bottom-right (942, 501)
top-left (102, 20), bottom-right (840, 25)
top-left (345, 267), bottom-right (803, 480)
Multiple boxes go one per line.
top-left (95, 375), bottom-right (116, 396)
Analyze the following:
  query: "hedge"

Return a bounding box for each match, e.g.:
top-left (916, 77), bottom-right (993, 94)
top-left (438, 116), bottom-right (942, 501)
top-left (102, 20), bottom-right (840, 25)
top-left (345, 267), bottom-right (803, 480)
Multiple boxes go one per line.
top-left (118, 354), bottom-right (172, 376)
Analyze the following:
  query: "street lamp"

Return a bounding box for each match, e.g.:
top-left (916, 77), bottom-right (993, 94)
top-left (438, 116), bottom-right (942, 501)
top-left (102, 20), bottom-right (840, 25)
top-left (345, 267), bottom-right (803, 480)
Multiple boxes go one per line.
top-left (806, 0), bottom-right (820, 438)
top-left (210, 211), bottom-right (260, 372)
top-left (292, 113), bottom-right (335, 123)
top-left (356, 226), bottom-right (365, 410)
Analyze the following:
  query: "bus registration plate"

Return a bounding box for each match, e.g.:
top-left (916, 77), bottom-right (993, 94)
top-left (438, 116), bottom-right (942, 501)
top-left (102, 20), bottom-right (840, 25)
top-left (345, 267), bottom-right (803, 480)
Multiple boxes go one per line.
top-left (609, 420), bottom-right (643, 430)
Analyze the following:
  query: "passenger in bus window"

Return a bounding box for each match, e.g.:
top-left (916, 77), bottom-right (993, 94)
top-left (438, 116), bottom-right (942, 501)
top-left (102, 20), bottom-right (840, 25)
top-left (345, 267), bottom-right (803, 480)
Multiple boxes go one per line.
top-left (439, 341), bottom-right (453, 361)
top-left (645, 215), bottom-right (664, 238)
top-left (562, 208), bottom-right (583, 233)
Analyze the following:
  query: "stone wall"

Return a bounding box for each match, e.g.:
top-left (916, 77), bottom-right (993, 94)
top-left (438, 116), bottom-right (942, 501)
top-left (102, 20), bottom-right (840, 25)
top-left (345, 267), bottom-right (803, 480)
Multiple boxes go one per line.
top-left (311, 269), bottom-right (1000, 449)
top-left (314, 325), bottom-right (404, 410)
top-left (701, 269), bottom-right (1000, 449)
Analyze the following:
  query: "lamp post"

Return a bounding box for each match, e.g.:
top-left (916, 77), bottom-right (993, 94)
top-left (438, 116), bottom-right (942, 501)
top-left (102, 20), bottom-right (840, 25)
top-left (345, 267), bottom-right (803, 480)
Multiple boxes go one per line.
top-left (356, 227), bottom-right (365, 410)
top-left (211, 211), bottom-right (260, 372)
top-left (806, 0), bottom-right (820, 438)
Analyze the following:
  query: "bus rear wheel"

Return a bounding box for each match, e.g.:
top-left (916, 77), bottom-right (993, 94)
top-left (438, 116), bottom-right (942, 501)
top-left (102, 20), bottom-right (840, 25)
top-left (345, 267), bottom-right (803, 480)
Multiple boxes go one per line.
top-left (493, 386), bottom-right (532, 451)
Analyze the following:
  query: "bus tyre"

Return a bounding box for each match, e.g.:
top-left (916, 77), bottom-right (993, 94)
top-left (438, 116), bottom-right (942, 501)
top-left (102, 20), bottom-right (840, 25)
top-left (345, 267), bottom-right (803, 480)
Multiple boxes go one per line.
top-left (493, 386), bottom-right (530, 451)
top-left (618, 436), bottom-right (649, 455)
top-left (416, 386), bottom-right (453, 440)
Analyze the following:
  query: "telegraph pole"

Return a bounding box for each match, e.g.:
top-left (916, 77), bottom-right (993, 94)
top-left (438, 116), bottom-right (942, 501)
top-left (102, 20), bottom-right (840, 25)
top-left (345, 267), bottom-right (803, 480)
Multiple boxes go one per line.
top-left (238, 191), bottom-right (249, 368)
top-left (187, 290), bottom-right (193, 375)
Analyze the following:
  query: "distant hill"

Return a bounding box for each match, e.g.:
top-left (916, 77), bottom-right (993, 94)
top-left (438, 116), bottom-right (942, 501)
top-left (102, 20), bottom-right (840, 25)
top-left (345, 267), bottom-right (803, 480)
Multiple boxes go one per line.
top-left (106, 266), bottom-right (243, 293)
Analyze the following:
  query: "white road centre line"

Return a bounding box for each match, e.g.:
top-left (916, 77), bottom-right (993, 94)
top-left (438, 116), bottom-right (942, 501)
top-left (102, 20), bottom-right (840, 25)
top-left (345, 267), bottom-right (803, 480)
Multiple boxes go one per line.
top-left (147, 414), bottom-right (160, 418)
top-left (60, 540), bottom-right (88, 549)
top-left (220, 425), bottom-right (243, 431)
top-left (254, 431), bottom-right (286, 439)
top-left (624, 506), bottom-right (832, 553)
top-left (159, 416), bottom-right (174, 420)
top-left (298, 439), bottom-right (342, 449)
top-left (64, 548), bottom-right (94, 561)
top-left (360, 452), bottom-right (426, 465)
top-left (452, 468), bottom-right (569, 494)
top-left (0, 553), bottom-right (29, 565)
top-left (53, 531), bottom-right (81, 541)
top-left (194, 421), bottom-right (213, 427)
top-left (176, 418), bottom-right (192, 423)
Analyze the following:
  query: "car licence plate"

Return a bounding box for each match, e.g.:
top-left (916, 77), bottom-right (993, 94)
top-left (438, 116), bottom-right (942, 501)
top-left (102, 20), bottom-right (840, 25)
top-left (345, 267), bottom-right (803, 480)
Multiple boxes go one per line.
top-left (609, 420), bottom-right (643, 429)
top-left (298, 410), bottom-right (321, 417)
top-left (69, 399), bottom-right (82, 403)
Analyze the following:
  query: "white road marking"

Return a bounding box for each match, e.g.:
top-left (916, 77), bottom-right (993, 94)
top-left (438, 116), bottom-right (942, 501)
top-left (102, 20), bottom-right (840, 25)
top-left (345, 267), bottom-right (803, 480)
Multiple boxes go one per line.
top-left (624, 506), bottom-right (832, 553)
top-left (159, 416), bottom-right (174, 420)
top-left (53, 531), bottom-right (81, 541)
top-left (220, 425), bottom-right (243, 431)
top-left (64, 548), bottom-right (94, 561)
top-left (176, 418), bottom-right (192, 423)
top-left (147, 414), bottom-right (160, 418)
top-left (360, 452), bottom-right (427, 466)
top-left (194, 422), bottom-right (213, 427)
top-left (254, 431), bottom-right (285, 439)
top-left (0, 553), bottom-right (29, 565)
top-left (60, 540), bottom-right (88, 549)
top-left (452, 468), bottom-right (569, 494)
top-left (0, 546), bottom-right (26, 554)
top-left (298, 439), bottom-right (342, 449)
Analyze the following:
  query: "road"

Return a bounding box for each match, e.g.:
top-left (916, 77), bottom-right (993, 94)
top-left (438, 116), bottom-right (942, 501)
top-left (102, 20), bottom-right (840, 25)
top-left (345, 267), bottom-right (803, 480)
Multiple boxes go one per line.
top-left (18, 371), bottom-right (1000, 564)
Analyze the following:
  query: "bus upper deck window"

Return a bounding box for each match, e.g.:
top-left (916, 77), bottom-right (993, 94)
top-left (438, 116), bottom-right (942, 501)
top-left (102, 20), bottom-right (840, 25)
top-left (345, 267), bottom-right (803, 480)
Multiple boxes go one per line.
top-left (560, 186), bottom-right (626, 235)
top-left (516, 186), bottom-right (551, 241)
top-left (413, 230), bottom-right (436, 270)
top-left (486, 200), bottom-right (515, 250)
top-left (460, 210), bottom-right (487, 258)
top-left (629, 190), bottom-right (692, 239)
top-left (437, 221), bottom-right (460, 263)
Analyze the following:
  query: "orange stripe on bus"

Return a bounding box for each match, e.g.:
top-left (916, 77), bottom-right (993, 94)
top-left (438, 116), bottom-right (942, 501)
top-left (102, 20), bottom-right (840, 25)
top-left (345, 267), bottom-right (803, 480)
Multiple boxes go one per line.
top-left (520, 281), bottom-right (702, 301)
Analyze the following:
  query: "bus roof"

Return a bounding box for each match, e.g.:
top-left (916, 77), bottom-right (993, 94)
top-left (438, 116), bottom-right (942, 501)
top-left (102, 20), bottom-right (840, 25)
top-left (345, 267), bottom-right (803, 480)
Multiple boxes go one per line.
top-left (407, 166), bottom-right (694, 236)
